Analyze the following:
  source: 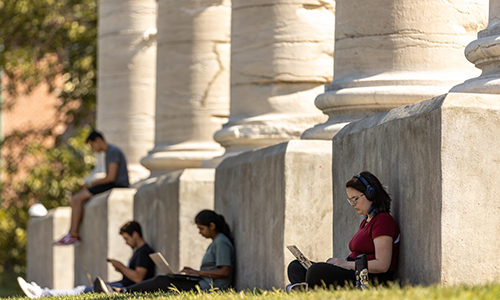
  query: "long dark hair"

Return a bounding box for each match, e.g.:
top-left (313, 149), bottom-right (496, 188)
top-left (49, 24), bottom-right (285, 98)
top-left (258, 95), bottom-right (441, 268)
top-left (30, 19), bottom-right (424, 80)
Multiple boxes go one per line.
top-left (345, 171), bottom-right (391, 218)
top-left (195, 210), bottom-right (233, 242)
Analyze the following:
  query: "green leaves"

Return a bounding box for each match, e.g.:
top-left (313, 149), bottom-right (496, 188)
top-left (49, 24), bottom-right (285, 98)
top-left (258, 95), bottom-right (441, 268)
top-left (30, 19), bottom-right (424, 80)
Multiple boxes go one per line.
top-left (0, 0), bottom-right (97, 279)
top-left (0, 0), bottom-right (97, 124)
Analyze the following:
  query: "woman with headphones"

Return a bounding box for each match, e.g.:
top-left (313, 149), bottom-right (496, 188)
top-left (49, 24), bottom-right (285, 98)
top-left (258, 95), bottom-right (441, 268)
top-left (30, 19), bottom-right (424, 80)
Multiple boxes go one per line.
top-left (287, 171), bottom-right (400, 290)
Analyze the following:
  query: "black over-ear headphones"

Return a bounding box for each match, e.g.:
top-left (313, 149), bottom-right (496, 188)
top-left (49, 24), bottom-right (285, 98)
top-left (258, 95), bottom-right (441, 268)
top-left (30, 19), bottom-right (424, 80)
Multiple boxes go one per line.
top-left (354, 174), bottom-right (375, 200)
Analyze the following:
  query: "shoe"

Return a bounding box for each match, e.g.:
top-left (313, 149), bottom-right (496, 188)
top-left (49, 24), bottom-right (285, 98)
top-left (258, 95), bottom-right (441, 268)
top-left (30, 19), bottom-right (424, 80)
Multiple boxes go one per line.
top-left (17, 277), bottom-right (43, 299)
top-left (285, 282), bottom-right (308, 292)
top-left (53, 233), bottom-right (81, 246)
top-left (94, 276), bottom-right (115, 294)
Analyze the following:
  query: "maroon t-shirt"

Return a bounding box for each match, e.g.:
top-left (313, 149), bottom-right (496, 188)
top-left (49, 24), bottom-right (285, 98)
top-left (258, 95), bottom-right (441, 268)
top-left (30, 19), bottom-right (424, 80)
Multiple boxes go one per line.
top-left (348, 212), bottom-right (400, 272)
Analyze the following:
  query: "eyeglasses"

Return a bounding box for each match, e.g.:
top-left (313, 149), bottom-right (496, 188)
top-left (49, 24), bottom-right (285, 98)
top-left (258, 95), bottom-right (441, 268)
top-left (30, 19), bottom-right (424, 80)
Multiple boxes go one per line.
top-left (347, 194), bottom-right (364, 205)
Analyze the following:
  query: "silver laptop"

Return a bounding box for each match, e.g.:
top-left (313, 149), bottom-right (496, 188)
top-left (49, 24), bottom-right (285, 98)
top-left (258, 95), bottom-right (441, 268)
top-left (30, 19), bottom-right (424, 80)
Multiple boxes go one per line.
top-left (287, 245), bottom-right (313, 270)
top-left (149, 252), bottom-right (201, 281)
top-left (149, 252), bottom-right (176, 275)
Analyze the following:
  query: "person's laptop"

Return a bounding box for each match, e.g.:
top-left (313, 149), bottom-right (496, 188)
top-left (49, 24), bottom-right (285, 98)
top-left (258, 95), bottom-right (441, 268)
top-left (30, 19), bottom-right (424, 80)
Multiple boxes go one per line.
top-left (149, 252), bottom-right (201, 281)
top-left (82, 264), bottom-right (93, 286)
top-left (287, 245), bottom-right (313, 270)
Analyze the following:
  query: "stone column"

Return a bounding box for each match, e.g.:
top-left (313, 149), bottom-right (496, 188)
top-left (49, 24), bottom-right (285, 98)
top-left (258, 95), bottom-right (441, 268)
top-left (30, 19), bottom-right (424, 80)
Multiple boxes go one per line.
top-left (98, 0), bottom-right (157, 183)
top-left (451, 0), bottom-right (500, 93)
top-left (302, 0), bottom-right (488, 140)
top-left (140, 0), bottom-right (231, 174)
top-left (212, 0), bottom-right (334, 160)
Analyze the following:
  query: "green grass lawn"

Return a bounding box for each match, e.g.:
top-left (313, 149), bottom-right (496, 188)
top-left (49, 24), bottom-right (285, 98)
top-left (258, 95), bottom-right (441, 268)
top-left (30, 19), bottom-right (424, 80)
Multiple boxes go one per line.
top-left (2, 283), bottom-right (500, 300)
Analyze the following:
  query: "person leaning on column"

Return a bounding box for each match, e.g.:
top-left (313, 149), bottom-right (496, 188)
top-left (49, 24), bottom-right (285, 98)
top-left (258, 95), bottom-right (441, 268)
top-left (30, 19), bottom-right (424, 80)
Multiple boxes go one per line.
top-left (287, 171), bottom-right (400, 291)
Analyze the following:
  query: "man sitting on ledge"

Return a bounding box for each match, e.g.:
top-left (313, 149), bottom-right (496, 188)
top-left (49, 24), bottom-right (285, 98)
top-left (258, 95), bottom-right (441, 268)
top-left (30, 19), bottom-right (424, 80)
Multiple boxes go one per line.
top-left (54, 130), bottom-right (129, 245)
top-left (18, 221), bottom-right (155, 298)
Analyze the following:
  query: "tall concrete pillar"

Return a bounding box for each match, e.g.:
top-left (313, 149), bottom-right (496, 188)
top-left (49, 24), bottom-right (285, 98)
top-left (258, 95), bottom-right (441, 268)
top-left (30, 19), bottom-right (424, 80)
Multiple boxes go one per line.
top-left (140, 0), bottom-right (231, 174)
top-left (212, 0), bottom-right (334, 160)
top-left (302, 0), bottom-right (488, 140)
top-left (98, 0), bottom-right (157, 183)
top-left (451, 0), bottom-right (500, 93)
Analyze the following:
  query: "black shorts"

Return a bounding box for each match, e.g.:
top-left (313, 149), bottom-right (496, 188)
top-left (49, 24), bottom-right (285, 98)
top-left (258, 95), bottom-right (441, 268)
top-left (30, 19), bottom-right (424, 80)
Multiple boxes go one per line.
top-left (88, 183), bottom-right (129, 195)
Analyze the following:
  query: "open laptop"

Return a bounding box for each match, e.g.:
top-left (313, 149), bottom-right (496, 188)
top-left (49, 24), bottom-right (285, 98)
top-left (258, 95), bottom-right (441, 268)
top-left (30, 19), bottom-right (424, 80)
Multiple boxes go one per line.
top-left (82, 264), bottom-right (93, 286)
top-left (287, 245), bottom-right (313, 270)
top-left (149, 252), bottom-right (201, 281)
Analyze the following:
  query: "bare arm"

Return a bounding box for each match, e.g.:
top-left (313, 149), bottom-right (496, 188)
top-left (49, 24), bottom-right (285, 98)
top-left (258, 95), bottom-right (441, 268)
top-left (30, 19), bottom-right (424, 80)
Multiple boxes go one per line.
top-left (368, 235), bottom-right (393, 273)
top-left (181, 266), bottom-right (231, 278)
top-left (86, 162), bottom-right (119, 187)
top-left (109, 259), bottom-right (148, 283)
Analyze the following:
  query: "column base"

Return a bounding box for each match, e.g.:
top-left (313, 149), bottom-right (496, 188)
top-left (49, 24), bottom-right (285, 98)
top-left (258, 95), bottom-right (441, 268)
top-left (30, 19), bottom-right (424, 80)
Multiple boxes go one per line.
top-left (303, 82), bottom-right (462, 140)
top-left (215, 140), bottom-right (333, 290)
top-left (74, 188), bottom-right (136, 285)
top-left (133, 169), bottom-right (215, 272)
top-left (141, 145), bottom-right (224, 175)
top-left (332, 92), bottom-right (500, 285)
top-left (27, 207), bottom-right (74, 289)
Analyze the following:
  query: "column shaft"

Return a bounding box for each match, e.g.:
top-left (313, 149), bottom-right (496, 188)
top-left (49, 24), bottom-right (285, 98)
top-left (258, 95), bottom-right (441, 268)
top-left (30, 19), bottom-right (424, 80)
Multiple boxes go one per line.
top-left (451, 0), bottom-right (500, 93)
top-left (214, 0), bottom-right (334, 157)
top-left (141, 0), bottom-right (231, 174)
top-left (303, 0), bottom-right (488, 140)
top-left (98, 0), bottom-right (157, 182)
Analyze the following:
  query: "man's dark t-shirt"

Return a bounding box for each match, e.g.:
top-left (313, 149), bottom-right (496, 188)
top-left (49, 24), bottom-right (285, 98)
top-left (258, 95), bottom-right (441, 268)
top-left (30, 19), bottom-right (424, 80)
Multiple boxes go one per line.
top-left (105, 144), bottom-right (129, 187)
top-left (120, 243), bottom-right (155, 286)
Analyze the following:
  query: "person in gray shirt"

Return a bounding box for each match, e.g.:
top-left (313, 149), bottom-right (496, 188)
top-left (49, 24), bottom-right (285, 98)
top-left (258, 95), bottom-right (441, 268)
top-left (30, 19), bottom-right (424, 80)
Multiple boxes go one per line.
top-left (54, 130), bottom-right (129, 246)
top-left (95, 210), bottom-right (235, 294)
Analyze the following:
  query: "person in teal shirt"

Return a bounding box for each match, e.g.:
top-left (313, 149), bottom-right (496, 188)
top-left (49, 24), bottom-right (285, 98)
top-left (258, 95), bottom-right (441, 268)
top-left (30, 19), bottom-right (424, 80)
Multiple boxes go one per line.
top-left (96, 210), bottom-right (235, 293)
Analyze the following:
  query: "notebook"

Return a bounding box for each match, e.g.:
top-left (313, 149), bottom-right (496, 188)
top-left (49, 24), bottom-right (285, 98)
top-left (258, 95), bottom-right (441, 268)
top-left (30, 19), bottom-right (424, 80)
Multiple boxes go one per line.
top-left (287, 245), bottom-right (313, 270)
top-left (149, 252), bottom-right (201, 281)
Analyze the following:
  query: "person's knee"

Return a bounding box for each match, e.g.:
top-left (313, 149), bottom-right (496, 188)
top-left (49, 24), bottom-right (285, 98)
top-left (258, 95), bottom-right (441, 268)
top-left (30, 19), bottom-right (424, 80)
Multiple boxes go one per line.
top-left (71, 191), bottom-right (92, 206)
top-left (306, 263), bottom-right (333, 288)
top-left (288, 260), bottom-right (303, 274)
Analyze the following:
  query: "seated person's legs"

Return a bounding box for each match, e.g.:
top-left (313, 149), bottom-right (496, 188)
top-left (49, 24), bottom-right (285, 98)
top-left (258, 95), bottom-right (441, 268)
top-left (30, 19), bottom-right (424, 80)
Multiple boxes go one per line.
top-left (306, 262), bottom-right (355, 289)
top-left (125, 275), bottom-right (198, 293)
top-left (287, 260), bottom-right (308, 284)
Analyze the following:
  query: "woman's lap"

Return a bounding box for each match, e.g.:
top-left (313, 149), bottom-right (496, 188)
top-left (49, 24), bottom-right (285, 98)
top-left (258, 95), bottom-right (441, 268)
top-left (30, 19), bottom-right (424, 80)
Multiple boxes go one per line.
top-left (288, 260), bottom-right (394, 289)
top-left (306, 262), bottom-right (355, 288)
top-left (126, 275), bottom-right (198, 293)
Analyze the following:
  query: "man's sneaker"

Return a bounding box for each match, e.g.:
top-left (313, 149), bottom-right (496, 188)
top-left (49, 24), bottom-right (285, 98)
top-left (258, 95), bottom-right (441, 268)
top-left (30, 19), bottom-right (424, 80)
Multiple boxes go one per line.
top-left (53, 233), bottom-right (81, 246)
top-left (17, 277), bottom-right (43, 299)
top-left (285, 282), bottom-right (308, 292)
top-left (94, 276), bottom-right (115, 294)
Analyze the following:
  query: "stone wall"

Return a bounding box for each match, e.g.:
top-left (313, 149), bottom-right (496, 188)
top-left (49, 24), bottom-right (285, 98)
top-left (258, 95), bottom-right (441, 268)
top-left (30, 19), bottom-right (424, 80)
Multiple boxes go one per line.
top-left (27, 207), bottom-right (74, 289)
top-left (215, 140), bottom-right (333, 290)
top-left (332, 92), bottom-right (500, 285)
top-left (133, 169), bottom-right (215, 272)
top-left (74, 189), bottom-right (136, 285)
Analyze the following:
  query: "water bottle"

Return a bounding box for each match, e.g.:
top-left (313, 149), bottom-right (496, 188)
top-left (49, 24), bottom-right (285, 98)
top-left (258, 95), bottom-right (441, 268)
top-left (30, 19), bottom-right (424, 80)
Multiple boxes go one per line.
top-left (355, 254), bottom-right (368, 290)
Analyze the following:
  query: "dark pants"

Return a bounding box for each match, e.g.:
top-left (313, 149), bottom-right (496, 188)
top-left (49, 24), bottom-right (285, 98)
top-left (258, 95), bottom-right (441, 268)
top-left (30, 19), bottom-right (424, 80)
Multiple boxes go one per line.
top-left (125, 275), bottom-right (198, 293)
top-left (287, 260), bottom-right (394, 289)
top-left (88, 183), bottom-right (128, 195)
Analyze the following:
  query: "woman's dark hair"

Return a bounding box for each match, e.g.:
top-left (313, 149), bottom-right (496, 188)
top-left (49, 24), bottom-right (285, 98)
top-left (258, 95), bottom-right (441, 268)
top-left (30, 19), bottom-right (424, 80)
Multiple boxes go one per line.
top-left (346, 171), bottom-right (391, 218)
top-left (120, 220), bottom-right (143, 237)
top-left (195, 210), bottom-right (232, 242)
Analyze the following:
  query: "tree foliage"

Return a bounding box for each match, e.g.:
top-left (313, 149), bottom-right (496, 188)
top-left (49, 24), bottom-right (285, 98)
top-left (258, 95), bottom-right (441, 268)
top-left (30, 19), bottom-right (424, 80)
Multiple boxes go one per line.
top-left (0, 0), bottom-right (98, 278)
top-left (0, 0), bottom-right (97, 123)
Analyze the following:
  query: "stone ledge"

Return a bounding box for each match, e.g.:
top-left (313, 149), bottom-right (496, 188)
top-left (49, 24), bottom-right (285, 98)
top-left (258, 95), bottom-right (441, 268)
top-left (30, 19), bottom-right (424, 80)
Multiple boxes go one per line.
top-left (332, 92), bottom-right (500, 285)
top-left (215, 140), bottom-right (333, 290)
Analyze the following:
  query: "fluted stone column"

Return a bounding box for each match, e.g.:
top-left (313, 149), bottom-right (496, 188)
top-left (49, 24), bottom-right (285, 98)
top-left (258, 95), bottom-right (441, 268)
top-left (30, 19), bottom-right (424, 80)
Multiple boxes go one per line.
top-left (98, 0), bottom-right (157, 183)
top-left (302, 0), bottom-right (488, 140)
top-left (451, 0), bottom-right (500, 93)
top-left (141, 0), bottom-right (231, 174)
top-left (212, 0), bottom-right (334, 160)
